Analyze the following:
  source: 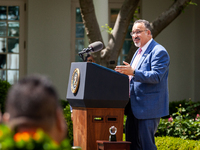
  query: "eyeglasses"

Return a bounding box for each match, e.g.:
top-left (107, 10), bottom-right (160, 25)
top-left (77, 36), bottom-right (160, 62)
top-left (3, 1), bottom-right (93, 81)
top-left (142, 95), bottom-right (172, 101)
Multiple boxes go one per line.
top-left (130, 30), bottom-right (147, 36)
top-left (87, 59), bottom-right (93, 62)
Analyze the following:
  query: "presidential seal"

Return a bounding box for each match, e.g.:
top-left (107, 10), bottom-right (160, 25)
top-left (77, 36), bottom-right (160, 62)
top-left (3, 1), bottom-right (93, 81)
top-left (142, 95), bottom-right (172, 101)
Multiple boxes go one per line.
top-left (71, 68), bottom-right (80, 94)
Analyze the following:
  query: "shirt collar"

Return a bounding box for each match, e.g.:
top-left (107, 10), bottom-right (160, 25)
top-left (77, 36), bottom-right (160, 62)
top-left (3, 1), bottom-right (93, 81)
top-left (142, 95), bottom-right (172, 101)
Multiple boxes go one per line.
top-left (140, 38), bottom-right (153, 55)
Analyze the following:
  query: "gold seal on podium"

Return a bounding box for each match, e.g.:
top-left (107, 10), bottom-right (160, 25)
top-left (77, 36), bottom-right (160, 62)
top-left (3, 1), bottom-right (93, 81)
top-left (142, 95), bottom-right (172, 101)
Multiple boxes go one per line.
top-left (71, 68), bottom-right (80, 94)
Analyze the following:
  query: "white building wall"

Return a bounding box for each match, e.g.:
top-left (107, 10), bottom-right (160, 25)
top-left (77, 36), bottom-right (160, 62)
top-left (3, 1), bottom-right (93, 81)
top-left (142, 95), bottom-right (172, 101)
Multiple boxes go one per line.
top-left (194, 0), bottom-right (200, 102)
top-left (142, 0), bottom-right (196, 102)
top-left (93, 0), bottom-right (109, 46)
top-left (27, 0), bottom-right (71, 99)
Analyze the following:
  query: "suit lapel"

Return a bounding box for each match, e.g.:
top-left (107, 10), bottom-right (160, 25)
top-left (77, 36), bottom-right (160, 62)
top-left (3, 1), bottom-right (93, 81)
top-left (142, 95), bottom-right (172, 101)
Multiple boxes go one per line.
top-left (136, 40), bottom-right (158, 69)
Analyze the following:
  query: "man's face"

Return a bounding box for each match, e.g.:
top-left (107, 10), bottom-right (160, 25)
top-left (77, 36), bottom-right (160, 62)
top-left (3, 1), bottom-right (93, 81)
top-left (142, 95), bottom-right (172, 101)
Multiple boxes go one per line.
top-left (131, 22), bottom-right (151, 48)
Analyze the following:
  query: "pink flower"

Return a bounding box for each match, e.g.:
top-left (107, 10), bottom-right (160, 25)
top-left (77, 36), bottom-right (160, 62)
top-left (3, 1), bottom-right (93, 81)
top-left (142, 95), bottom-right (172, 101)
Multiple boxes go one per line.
top-left (196, 114), bottom-right (200, 118)
top-left (168, 117), bottom-right (173, 122)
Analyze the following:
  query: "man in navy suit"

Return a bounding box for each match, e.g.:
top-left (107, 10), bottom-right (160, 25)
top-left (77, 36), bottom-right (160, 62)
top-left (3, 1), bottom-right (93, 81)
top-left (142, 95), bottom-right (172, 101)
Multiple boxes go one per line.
top-left (115, 19), bottom-right (170, 150)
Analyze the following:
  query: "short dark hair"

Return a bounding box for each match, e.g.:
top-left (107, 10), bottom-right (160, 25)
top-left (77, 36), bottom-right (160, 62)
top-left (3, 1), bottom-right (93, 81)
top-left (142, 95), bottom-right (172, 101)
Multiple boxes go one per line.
top-left (5, 74), bottom-right (61, 131)
top-left (134, 19), bottom-right (152, 33)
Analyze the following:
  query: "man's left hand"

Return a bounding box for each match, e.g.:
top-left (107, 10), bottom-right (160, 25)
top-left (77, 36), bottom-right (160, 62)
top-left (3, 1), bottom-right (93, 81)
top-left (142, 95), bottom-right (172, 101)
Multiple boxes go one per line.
top-left (115, 61), bottom-right (134, 75)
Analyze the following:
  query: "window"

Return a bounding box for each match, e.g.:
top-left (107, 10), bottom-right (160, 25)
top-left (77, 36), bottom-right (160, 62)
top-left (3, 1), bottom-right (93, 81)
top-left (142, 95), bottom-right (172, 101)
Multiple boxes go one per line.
top-left (0, 0), bottom-right (25, 84)
top-left (71, 0), bottom-right (88, 62)
top-left (75, 7), bottom-right (85, 62)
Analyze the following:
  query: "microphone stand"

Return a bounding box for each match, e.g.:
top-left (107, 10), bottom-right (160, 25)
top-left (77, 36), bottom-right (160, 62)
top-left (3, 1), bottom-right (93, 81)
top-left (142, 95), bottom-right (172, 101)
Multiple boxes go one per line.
top-left (84, 53), bottom-right (91, 62)
top-left (78, 48), bottom-right (92, 62)
top-left (78, 53), bottom-right (84, 61)
top-left (79, 52), bottom-right (91, 62)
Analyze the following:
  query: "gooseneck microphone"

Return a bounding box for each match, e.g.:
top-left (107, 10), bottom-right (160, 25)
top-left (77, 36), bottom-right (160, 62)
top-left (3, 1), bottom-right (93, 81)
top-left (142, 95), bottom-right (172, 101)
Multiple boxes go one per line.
top-left (78, 41), bottom-right (103, 62)
top-left (79, 41), bottom-right (103, 55)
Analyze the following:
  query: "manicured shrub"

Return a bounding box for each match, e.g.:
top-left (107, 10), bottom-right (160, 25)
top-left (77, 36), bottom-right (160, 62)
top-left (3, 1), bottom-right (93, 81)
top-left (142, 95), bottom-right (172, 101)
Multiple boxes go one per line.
top-left (156, 104), bottom-right (200, 140)
top-left (165, 99), bottom-right (200, 119)
top-left (60, 99), bottom-right (69, 108)
top-left (155, 136), bottom-right (200, 150)
top-left (169, 99), bottom-right (187, 116)
top-left (0, 79), bottom-right (11, 113)
top-left (162, 99), bottom-right (187, 119)
top-left (185, 99), bottom-right (200, 119)
top-left (62, 102), bottom-right (73, 146)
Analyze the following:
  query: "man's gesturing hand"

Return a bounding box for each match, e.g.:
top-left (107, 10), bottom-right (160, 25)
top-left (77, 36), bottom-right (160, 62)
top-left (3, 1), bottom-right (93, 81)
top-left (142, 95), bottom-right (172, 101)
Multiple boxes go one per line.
top-left (115, 61), bottom-right (134, 76)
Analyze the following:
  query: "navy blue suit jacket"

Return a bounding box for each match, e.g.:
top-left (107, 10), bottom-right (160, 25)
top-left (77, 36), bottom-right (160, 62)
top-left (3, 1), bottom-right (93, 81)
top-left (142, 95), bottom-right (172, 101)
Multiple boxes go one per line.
top-left (130, 39), bottom-right (170, 119)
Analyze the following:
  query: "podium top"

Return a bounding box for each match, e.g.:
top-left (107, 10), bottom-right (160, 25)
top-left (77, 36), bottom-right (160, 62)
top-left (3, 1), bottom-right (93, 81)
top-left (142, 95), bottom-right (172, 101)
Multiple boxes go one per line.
top-left (66, 62), bottom-right (129, 108)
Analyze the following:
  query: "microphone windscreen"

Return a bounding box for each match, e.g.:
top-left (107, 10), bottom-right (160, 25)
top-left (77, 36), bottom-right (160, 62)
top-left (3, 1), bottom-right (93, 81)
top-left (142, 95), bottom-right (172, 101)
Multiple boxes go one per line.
top-left (89, 41), bottom-right (103, 52)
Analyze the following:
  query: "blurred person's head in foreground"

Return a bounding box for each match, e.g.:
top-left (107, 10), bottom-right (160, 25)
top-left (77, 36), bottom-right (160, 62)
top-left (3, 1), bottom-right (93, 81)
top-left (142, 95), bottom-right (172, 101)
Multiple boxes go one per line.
top-left (3, 74), bottom-right (67, 143)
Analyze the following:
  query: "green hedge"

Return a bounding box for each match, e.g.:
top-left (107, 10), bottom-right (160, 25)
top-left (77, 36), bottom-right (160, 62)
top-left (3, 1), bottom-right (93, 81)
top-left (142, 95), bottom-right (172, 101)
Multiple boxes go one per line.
top-left (155, 136), bottom-right (200, 150)
top-left (60, 100), bottom-right (73, 146)
top-left (0, 79), bottom-right (11, 113)
top-left (124, 135), bottom-right (200, 149)
top-left (156, 99), bottom-right (200, 140)
top-left (63, 104), bottom-right (73, 146)
top-left (168, 99), bottom-right (200, 119)
top-left (162, 99), bottom-right (200, 119)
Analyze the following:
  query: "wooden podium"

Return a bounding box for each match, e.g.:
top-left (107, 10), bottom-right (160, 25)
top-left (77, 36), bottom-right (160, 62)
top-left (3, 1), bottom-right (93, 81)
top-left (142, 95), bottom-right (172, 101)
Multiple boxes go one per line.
top-left (67, 62), bottom-right (129, 150)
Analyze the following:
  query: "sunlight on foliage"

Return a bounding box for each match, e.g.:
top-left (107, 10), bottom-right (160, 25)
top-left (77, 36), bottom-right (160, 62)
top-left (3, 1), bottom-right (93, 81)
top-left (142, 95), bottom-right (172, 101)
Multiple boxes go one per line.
top-left (101, 24), bottom-right (113, 34)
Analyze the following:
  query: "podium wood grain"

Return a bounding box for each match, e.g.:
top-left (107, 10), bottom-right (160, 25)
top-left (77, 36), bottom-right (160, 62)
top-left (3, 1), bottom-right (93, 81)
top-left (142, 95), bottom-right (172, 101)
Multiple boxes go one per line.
top-left (73, 107), bottom-right (124, 150)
